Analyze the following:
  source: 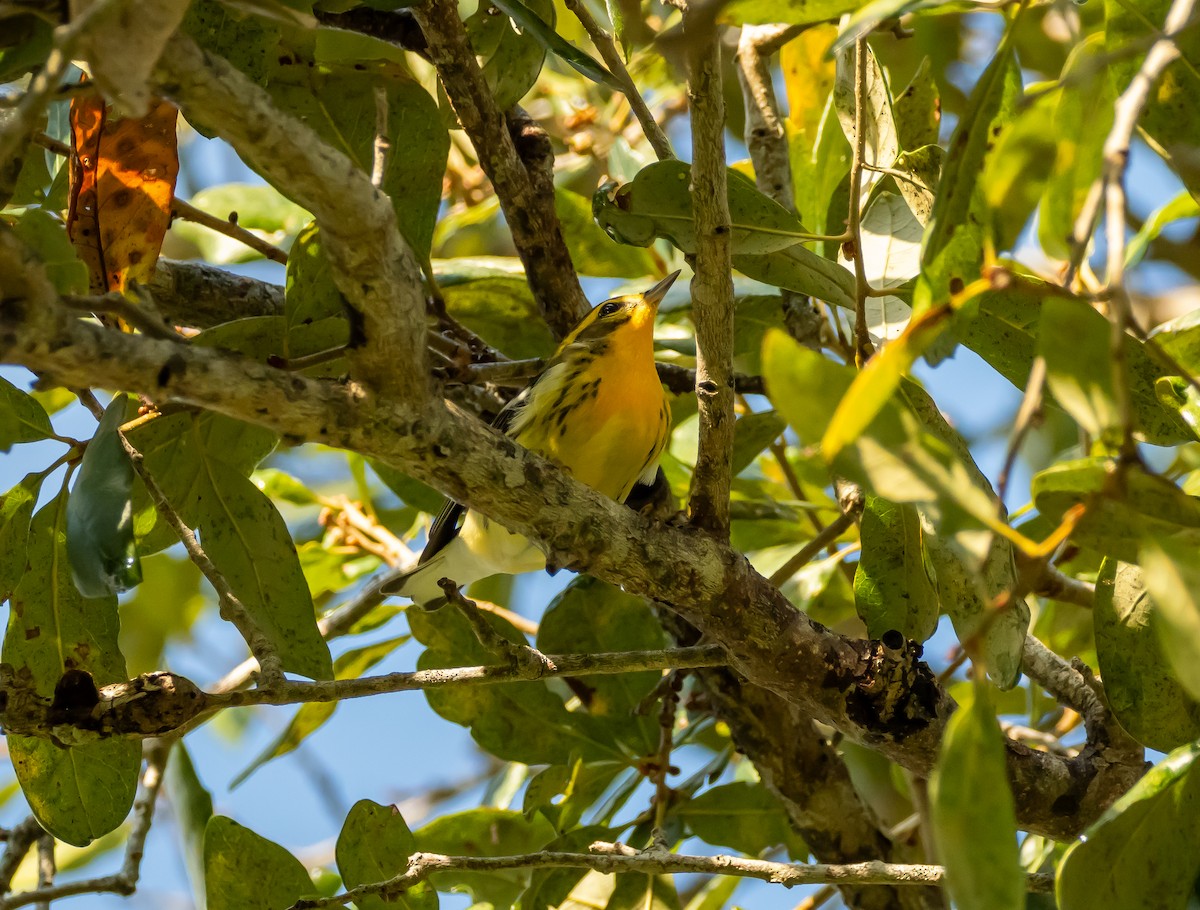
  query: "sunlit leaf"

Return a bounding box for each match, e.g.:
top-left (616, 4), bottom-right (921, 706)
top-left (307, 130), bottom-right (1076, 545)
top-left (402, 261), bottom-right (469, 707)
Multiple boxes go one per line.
top-left (833, 39), bottom-right (898, 204)
top-left (1141, 535), bottom-right (1200, 703)
top-left (337, 800), bottom-right (437, 910)
top-left (166, 742), bottom-right (214, 910)
top-left (0, 375), bottom-right (54, 452)
top-left (678, 782), bottom-right (806, 858)
top-left (855, 496), bottom-right (938, 642)
top-left (205, 816), bottom-right (316, 910)
top-left (0, 472), bottom-right (42, 603)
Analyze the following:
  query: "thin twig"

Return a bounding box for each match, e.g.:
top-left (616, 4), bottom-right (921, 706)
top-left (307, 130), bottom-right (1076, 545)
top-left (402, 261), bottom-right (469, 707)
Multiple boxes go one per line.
top-left (371, 85), bottom-right (390, 188)
top-left (563, 0), bottom-right (674, 161)
top-left (649, 674), bottom-right (681, 848)
top-left (847, 38), bottom-right (874, 367)
top-left (33, 835), bottom-right (52, 910)
top-left (768, 512), bottom-right (856, 586)
top-left (289, 842), bottom-right (1056, 910)
top-left (440, 581), bottom-right (557, 675)
top-left (0, 819), bottom-right (44, 896)
top-left (61, 292), bottom-right (182, 341)
top-left (118, 429), bottom-right (286, 685)
top-left (169, 197), bottom-right (289, 265)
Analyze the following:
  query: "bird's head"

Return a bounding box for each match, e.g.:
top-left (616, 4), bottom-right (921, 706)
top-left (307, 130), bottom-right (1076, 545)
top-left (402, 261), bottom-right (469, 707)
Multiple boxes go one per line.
top-left (563, 270), bottom-right (681, 347)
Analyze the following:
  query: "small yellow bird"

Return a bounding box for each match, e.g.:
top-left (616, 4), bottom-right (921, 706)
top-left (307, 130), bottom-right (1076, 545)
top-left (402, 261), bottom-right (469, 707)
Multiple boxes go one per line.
top-left (385, 272), bottom-right (680, 605)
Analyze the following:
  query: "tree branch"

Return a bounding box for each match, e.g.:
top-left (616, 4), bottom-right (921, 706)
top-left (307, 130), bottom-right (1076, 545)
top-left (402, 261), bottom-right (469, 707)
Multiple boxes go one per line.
top-left (735, 25), bottom-right (799, 210)
top-left (411, 0), bottom-right (589, 338)
top-left (169, 197), bottom-right (289, 265)
top-left (0, 647), bottom-right (728, 741)
top-left (153, 33), bottom-right (427, 402)
top-left (684, 9), bottom-right (735, 536)
top-left (289, 842), bottom-right (1055, 910)
top-left (0, 297), bottom-right (1145, 838)
top-left (149, 258), bottom-right (285, 325)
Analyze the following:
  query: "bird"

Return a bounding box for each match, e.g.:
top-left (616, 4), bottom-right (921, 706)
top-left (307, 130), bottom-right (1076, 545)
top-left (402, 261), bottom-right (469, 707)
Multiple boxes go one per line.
top-left (384, 271), bottom-right (680, 605)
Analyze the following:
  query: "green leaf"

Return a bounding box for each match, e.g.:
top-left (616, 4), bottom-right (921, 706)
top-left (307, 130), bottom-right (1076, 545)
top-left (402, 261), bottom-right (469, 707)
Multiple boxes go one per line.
top-left (415, 809), bottom-right (555, 910)
top-left (1140, 535), bottom-right (1200, 703)
top-left (1094, 558), bottom-right (1200, 751)
top-left (1038, 34), bottom-right (1114, 258)
top-left (1041, 296), bottom-right (1191, 447)
top-left (893, 144), bottom-right (943, 227)
top-left (0, 374), bottom-right (55, 452)
top-left (840, 192), bottom-right (924, 339)
top-left (854, 496), bottom-right (939, 642)
top-left (205, 816), bottom-right (316, 910)
top-left (606, 872), bottom-right (680, 910)
top-left (731, 410), bottom-right (786, 476)
top-left (555, 188), bottom-right (656, 279)
top-left (982, 89), bottom-right (1057, 252)
top-left (791, 93), bottom-right (851, 256)
top-left (1031, 458), bottom-right (1200, 562)
top-left (3, 488), bottom-right (140, 846)
top-left (1106, 0), bottom-right (1200, 200)
top-left (488, 0), bottom-right (621, 88)
top-left (231, 635), bottom-right (408, 786)
top-left (930, 684), bottom-right (1022, 910)
top-left (252, 467), bottom-right (318, 505)
top-left (337, 800), bottom-right (437, 910)
top-left (435, 261), bottom-right (558, 359)
top-left (0, 15), bottom-right (52, 82)
top-left (411, 606), bottom-right (627, 764)
top-left (916, 43), bottom-right (1020, 313)
top-left (683, 875), bottom-right (741, 910)
top-left (165, 742), bottom-right (214, 910)
top-left (10, 207), bottom-right (89, 296)
top-left (286, 221), bottom-right (345, 330)
top-left (537, 577), bottom-right (666, 754)
top-left (126, 410), bottom-right (278, 555)
top-left (678, 782), bottom-right (806, 858)
top-left (455, 0), bottom-right (552, 113)
top-left (197, 471), bottom-right (332, 680)
top-left (893, 56), bottom-right (940, 151)
top-left (67, 396), bottom-right (142, 597)
top-left (0, 472), bottom-right (42, 603)
top-left (1125, 190), bottom-right (1200, 269)
top-left (1056, 741), bottom-right (1200, 910)
top-left (719, 0), bottom-right (863, 26)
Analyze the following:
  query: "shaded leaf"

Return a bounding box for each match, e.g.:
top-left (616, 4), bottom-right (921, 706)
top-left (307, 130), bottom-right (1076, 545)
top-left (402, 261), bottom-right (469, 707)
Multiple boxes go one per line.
top-left (1056, 741), bottom-right (1200, 910)
top-left (556, 188), bottom-right (655, 279)
top-left (0, 375), bottom-right (54, 452)
top-left (337, 800), bottom-right (437, 910)
top-left (0, 472), bottom-right (42, 603)
top-left (854, 496), bottom-right (938, 642)
top-left (731, 410), bottom-right (786, 476)
top-left (165, 742), bottom-right (214, 910)
top-left (720, 0), bottom-right (863, 26)
top-left (1094, 558), bottom-right (1200, 751)
top-left (67, 395), bottom-right (142, 597)
top-left (489, 0), bottom-right (620, 88)
top-left (1141, 534), bottom-right (1200, 703)
top-left (833, 39), bottom-right (898, 204)
top-left (893, 144), bottom-right (943, 227)
top-left (3, 488), bottom-right (140, 846)
top-left (197, 471), bottom-right (332, 680)
top-left (930, 684), bottom-right (1022, 910)
top-left (982, 89), bottom-right (1057, 252)
top-left (456, 0), bottom-right (552, 113)
top-left (10, 207), bottom-right (89, 296)
top-left (415, 809), bottom-right (555, 910)
top-left (119, 552), bottom-right (205, 676)
top-left (893, 56), bottom-right (940, 151)
top-left (1127, 190), bottom-right (1200, 269)
top-left (205, 816), bottom-right (316, 910)
top-left (677, 782), bottom-right (806, 858)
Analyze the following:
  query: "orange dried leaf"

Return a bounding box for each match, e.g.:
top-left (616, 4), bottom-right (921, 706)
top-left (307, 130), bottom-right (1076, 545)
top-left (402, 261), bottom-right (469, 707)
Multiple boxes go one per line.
top-left (67, 91), bottom-right (179, 295)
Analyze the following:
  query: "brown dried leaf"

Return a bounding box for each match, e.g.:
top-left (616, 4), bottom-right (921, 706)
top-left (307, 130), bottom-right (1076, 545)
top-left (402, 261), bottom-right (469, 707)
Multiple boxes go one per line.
top-left (67, 91), bottom-right (179, 295)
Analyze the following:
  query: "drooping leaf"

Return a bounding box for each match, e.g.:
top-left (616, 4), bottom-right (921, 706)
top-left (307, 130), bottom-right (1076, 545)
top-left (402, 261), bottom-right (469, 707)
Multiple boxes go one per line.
top-left (415, 809), bottom-right (555, 910)
top-left (782, 25), bottom-right (836, 142)
top-left (1125, 190), bottom-right (1200, 269)
top-left (196, 471), bottom-right (333, 680)
top-left (1039, 34), bottom-right (1115, 258)
top-left (488, 0), bottom-right (620, 88)
top-left (204, 816), bottom-right (317, 910)
top-left (720, 0), bottom-right (864, 26)
top-left (231, 636), bottom-right (409, 786)
top-left (411, 606), bottom-right (627, 765)
top-left (1056, 741), bottom-right (1200, 910)
top-left (0, 374), bottom-right (54, 452)
top-left (537, 577), bottom-right (666, 755)
top-left (337, 800), bottom-right (437, 910)
top-left (677, 782), bottom-right (806, 859)
top-left (0, 472), bottom-right (42, 603)
top-left (67, 395), bottom-right (142, 597)
top-left (837, 191), bottom-right (923, 341)
top-left (165, 742), bottom-right (214, 910)
top-left (67, 91), bottom-right (179, 293)
top-left (455, 0), bottom-right (553, 113)
top-left (1094, 558), bottom-right (1200, 750)
top-left (930, 684), bottom-right (1022, 910)
top-left (854, 496), bottom-right (939, 642)
top-left (893, 56), bottom-right (940, 151)
top-left (1140, 534), bottom-right (1200, 703)
top-left (3, 488), bottom-right (141, 846)
top-left (731, 410), bottom-right (787, 476)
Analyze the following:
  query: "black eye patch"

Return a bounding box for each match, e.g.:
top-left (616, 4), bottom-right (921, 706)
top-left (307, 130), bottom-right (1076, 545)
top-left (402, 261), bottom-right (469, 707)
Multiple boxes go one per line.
top-left (598, 301), bottom-right (622, 318)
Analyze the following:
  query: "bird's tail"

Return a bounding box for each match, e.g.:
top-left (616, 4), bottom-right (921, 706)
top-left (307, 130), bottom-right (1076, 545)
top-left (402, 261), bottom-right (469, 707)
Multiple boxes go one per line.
top-left (380, 538), bottom-right (488, 606)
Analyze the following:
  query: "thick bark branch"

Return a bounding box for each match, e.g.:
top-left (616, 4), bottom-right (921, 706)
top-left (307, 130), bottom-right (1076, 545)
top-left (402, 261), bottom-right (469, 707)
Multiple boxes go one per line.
top-left (153, 34), bottom-right (427, 402)
top-left (684, 13), bottom-right (735, 536)
top-left (0, 292), bottom-right (1145, 838)
top-left (412, 0), bottom-right (589, 338)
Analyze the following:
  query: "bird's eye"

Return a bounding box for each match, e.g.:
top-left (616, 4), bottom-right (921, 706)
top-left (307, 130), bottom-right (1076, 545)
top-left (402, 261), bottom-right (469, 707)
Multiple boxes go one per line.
top-left (598, 301), bottom-right (622, 318)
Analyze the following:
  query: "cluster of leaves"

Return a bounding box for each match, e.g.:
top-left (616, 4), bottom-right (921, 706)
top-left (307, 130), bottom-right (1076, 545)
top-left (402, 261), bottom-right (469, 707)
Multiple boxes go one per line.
top-left (4, 0), bottom-right (1200, 908)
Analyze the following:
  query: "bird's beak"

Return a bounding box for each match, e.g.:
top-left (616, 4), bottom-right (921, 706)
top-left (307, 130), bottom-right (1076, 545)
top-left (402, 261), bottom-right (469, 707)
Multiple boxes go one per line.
top-left (642, 270), bottom-right (682, 308)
